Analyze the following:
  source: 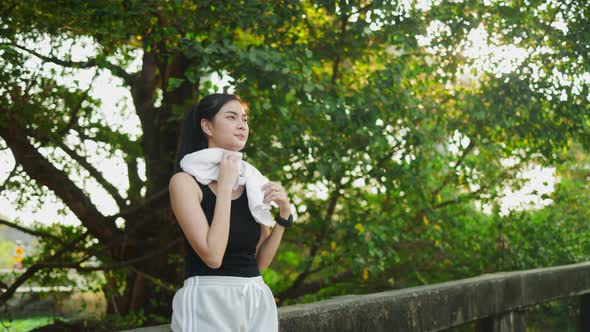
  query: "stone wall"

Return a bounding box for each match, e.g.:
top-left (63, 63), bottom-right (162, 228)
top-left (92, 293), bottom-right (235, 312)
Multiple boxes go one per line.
top-left (120, 261), bottom-right (590, 331)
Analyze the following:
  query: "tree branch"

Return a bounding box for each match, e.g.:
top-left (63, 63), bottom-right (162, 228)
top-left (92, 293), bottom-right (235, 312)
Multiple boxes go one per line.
top-left (0, 232), bottom-right (179, 303)
top-left (74, 123), bottom-right (142, 156)
top-left (281, 182), bottom-right (344, 297)
top-left (4, 42), bottom-right (135, 86)
top-left (276, 270), bottom-right (354, 302)
top-left (430, 139), bottom-right (476, 206)
top-left (432, 157), bottom-right (528, 210)
top-left (0, 1), bottom-right (18, 18)
top-left (0, 231), bottom-right (89, 304)
top-left (329, 2), bottom-right (374, 85)
top-left (433, 186), bottom-right (488, 209)
top-left (0, 217), bottom-right (65, 244)
top-left (280, 133), bottom-right (400, 297)
top-left (56, 70), bottom-right (100, 138)
top-left (0, 112), bottom-right (123, 245)
top-left (331, 11), bottom-right (349, 85)
top-left (37, 238), bottom-right (181, 273)
top-left (51, 138), bottom-right (127, 209)
top-left (0, 162), bottom-right (18, 194)
top-left (129, 268), bottom-right (177, 294)
top-left (105, 187), bottom-right (169, 222)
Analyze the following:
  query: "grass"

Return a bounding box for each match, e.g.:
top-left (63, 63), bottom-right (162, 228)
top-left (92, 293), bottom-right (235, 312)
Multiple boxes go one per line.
top-left (0, 316), bottom-right (67, 332)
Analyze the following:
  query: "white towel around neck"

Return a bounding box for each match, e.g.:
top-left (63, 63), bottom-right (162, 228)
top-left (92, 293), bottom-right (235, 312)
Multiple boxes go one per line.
top-left (180, 147), bottom-right (276, 227)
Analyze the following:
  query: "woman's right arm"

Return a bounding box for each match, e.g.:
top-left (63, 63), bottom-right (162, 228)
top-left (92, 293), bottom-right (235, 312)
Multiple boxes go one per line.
top-left (169, 172), bottom-right (233, 269)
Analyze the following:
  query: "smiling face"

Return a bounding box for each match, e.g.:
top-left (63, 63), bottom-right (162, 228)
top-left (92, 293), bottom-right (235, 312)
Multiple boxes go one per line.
top-left (201, 99), bottom-right (250, 151)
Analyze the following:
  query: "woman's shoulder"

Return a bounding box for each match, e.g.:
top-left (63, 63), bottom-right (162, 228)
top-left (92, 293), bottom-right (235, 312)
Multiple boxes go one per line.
top-left (169, 172), bottom-right (203, 202)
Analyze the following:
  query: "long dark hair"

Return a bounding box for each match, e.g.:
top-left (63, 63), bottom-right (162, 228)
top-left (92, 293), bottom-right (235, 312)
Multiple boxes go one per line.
top-left (174, 93), bottom-right (249, 173)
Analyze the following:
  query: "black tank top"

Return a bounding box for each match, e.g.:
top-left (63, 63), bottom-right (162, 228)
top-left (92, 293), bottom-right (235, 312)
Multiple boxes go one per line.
top-left (182, 177), bottom-right (261, 279)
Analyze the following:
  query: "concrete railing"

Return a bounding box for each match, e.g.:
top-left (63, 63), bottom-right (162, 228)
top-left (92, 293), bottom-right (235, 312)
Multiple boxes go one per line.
top-left (122, 261), bottom-right (590, 331)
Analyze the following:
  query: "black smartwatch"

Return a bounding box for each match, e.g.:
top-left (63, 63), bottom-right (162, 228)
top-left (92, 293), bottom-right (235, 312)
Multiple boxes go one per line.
top-left (275, 213), bottom-right (294, 228)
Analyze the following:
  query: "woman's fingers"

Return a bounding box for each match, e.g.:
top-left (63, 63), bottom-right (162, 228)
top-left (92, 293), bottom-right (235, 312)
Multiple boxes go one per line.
top-left (262, 181), bottom-right (280, 190)
top-left (223, 151), bottom-right (240, 160)
top-left (265, 192), bottom-right (281, 203)
top-left (263, 184), bottom-right (279, 196)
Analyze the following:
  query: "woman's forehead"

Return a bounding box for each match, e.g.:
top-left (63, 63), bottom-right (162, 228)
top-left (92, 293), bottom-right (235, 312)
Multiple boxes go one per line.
top-left (220, 100), bottom-right (247, 115)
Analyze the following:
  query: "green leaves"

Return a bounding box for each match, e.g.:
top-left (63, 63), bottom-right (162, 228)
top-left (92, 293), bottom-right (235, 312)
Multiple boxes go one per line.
top-left (166, 77), bottom-right (184, 92)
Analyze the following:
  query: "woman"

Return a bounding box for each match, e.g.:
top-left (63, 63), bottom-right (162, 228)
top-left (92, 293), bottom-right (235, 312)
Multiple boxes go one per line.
top-left (169, 93), bottom-right (293, 331)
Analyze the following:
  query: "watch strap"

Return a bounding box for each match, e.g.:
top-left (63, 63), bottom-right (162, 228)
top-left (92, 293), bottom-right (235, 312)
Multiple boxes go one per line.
top-left (275, 213), bottom-right (293, 228)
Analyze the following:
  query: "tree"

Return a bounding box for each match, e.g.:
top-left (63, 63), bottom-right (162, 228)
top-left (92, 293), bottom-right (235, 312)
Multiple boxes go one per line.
top-left (0, 0), bottom-right (588, 325)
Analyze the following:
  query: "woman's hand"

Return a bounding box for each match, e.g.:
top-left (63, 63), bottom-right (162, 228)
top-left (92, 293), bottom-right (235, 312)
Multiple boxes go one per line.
top-left (262, 181), bottom-right (291, 213)
top-left (217, 152), bottom-right (241, 191)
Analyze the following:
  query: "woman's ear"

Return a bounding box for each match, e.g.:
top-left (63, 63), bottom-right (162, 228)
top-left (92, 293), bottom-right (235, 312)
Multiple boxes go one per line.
top-left (201, 119), bottom-right (212, 137)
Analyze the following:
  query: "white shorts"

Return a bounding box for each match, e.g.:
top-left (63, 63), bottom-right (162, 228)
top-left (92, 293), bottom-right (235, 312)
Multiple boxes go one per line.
top-left (171, 275), bottom-right (278, 332)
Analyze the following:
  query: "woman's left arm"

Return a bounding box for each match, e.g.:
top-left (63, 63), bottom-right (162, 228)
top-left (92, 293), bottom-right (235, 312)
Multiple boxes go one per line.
top-left (256, 181), bottom-right (291, 270)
